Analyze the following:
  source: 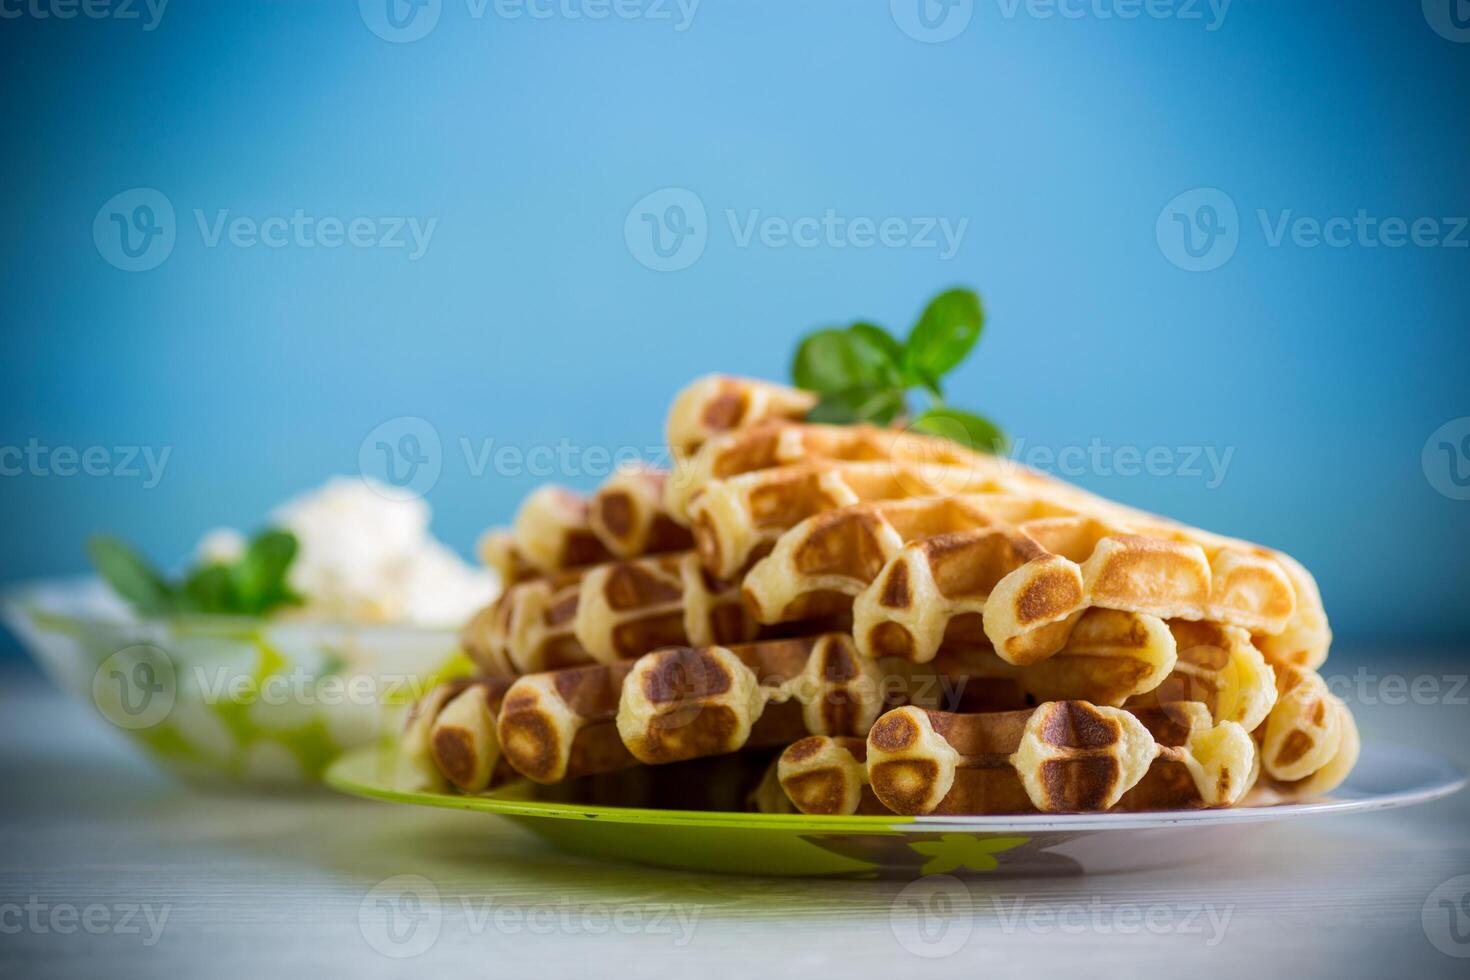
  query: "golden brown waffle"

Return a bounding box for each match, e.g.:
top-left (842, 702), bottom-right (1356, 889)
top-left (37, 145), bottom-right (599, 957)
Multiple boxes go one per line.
top-left (1253, 552), bottom-right (1332, 671)
top-left (478, 471), bottom-right (694, 585)
top-left (687, 460), bottom-right (1055, 580)
top-left (849, 700), bottom-right (1256, 817)
top-left (508, 484), bottom-right (617, 575)
top-left (1252, 664), bottom-right (1359, 801)
top-left (395, 678), bottom-right (473, 792)
top-left (616, 634), bottom-right (886, 766)
top-left (477, 530), bottom-right (542, 587)
top-left (838, 490), bottom-right (1323, 668)
top-left (777, 735), bottom-right (890, 816)
top-left (665, 375), bottom-right (817, 458)
top-left (429, 678), bottom-right (516, 793)
top-left (749, 756), bottom-right (800, 814)
top-left (666, 422), bottom-right (989, 525)
top-left (926, 608), bottom-right (1180, 708)
top-left (461, 551), bottom-right (757, 675)
top-left (588, 467), bottom-right (695, 558)
top-left (1126, 619), bottom-right (1278, 730)
top-left (489, 634), bottom-right (883, 784)
top-left (495, 662), bottom-right (639, 783)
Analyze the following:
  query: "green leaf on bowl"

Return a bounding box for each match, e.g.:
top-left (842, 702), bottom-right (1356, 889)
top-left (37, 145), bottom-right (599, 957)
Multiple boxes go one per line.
top-left (86, 536), bottom-right (176, 616)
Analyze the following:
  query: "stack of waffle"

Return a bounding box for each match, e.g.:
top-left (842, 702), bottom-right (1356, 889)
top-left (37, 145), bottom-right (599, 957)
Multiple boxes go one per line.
top-left (399, 375), bottom-right (1357, 817)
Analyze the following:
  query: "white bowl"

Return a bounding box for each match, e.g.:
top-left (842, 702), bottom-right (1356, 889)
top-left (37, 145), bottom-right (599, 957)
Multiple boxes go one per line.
top-left (2, 577), bottom-right (470, 788)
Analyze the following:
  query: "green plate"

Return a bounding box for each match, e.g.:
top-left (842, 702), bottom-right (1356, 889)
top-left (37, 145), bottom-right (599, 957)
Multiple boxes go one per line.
top-left (325, 743), bottom-right (1463, 878)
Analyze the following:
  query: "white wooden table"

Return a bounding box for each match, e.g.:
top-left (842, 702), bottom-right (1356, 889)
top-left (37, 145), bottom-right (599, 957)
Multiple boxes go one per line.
top-left (2, 656), bottom-right (1467, 979)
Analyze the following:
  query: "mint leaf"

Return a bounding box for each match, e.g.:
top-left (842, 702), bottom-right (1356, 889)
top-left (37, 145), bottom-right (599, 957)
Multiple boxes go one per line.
top-left (792, 329), bottom-right (867, 394)
top-left (912, 407), bottom-right (1008, 454)
top-left (183, 564), bottom-right (235, 614)
top-left (789, 287), bottom-right (1005, 450)
top-left (806, 391), bottom-right (865, 424)
top-left (808, 385), bottom-right (907, 426)
top-left (87, 536), bottom-right (175, 616)
top-left (851, 387), bottom-right (907, 426)
top-left (848, 322), bottom-right (904, 378)
top-left (793, 324), bottom-right (905, 396)
top-left (903, 288), bottom-right (984, 381)
top-left (233, 530), bottom-right (299, 614)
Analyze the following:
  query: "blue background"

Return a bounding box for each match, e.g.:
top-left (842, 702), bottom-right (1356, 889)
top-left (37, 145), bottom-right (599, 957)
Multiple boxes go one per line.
top-left (2, 0), bottom-right (1467, 659)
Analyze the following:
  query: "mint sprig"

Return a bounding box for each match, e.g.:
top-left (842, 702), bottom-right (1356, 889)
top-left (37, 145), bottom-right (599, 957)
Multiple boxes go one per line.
top-left (88, 530), bottom-right (303, 618)
top-left (790, 287), bottom-right (1006, 452)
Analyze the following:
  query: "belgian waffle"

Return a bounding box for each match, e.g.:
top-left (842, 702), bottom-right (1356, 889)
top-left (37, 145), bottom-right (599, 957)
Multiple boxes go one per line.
top-left (477, 470), bottom-right (694, 584)
top-left (665, 375), bottom-right (817, 458)
top-left (461, 551), bottom-right (757, 675)
top-left (776, 736), bottom-right (888, 816)
top-left (589, 466), bottom-right (695, 558)
top-left (1126, 619), bottom-right (1278, 731)
top-left (442, 634), bottom-right (886, 786)
top-left (686, 460), bottom-right (1054, 579)
top-left (410, 372), bottom-right (1357, 813)
top-left (838, 491), bottom-right (1325, 668)
top-left (666, 421), bottom-right (991, 524)
top-left (1252, 663), bottom-right (1359, 801)
top-left (927, 608), bottom-right (1179, 709)
top-left (428, 678), bottom-right (516, 793)
top-left (615, 634), bottom-right (886, 766)
top-left (783, 700), bottom-right (1256, 816)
